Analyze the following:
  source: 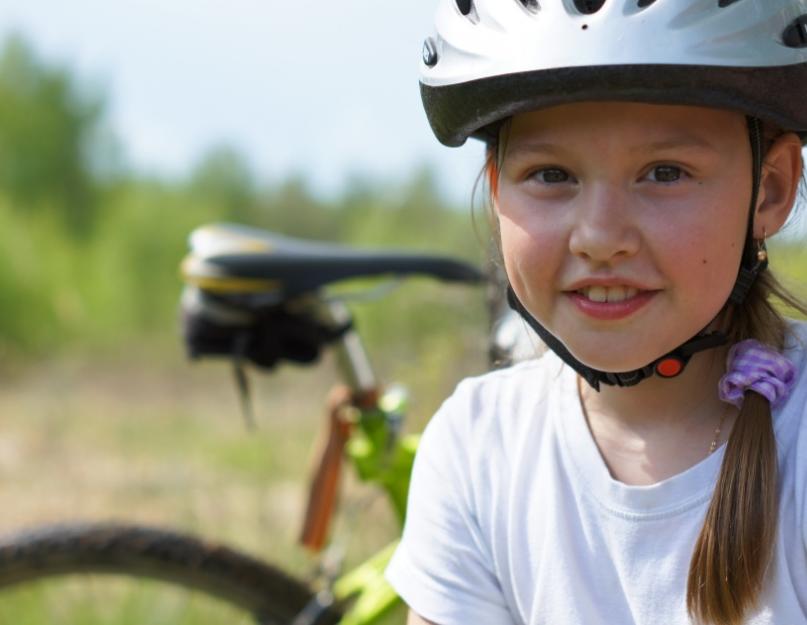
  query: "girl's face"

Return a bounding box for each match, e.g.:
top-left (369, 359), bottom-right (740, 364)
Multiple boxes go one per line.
top-left (496, 102), bottom-right (752, 372)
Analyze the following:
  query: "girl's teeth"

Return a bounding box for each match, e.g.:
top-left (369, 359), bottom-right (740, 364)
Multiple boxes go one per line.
top-left (607, 286), bottom-right (626, 302)
top-left (587, 286), bottom-right (608, 302)
top-left (579, 286), bottom-right (639, 303)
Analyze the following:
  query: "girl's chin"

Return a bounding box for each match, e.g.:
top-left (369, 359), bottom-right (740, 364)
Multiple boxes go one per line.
top-left (546, 317), bottom-right (719, 373)
top-left (561, 339), bottom-right (678, 374)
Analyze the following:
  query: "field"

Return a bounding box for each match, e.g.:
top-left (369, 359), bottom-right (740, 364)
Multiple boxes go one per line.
top-left (0, 292), bottom-right (489, 623)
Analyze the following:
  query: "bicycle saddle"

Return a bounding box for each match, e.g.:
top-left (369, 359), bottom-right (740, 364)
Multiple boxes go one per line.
top-left (181, 223), bottom-right (484, 298)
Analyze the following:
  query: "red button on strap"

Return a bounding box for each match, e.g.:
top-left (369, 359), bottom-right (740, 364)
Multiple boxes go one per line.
top-left (656, 357), bottom-right (684, 378)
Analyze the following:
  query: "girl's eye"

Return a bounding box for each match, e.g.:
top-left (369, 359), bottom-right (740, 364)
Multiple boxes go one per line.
top-left (647, 165), bottom-right (684, 183)
top-left (531, 168), bottom-right (572, 184)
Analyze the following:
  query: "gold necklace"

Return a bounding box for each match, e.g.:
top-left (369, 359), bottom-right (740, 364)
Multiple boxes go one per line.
top-left (577, 376), bottom-right (732, 456)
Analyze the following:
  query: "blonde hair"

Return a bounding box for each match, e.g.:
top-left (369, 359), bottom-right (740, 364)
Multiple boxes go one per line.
top-left (484, 133), bottom-right (807, 625)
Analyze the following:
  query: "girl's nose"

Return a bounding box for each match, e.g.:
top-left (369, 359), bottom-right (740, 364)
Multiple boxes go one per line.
top-left (568, 185), bottom-right (641, 263)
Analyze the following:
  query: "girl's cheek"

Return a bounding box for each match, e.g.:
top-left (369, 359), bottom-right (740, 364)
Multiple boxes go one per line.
top-left (498, 214), bottom-right (563, 292)
top-left (496, 187), bottom-right (574, 290)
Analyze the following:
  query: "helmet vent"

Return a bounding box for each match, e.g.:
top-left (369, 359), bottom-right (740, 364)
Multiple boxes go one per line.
top-left (717, 0), bottom-right (741, 6)
top-left (637, 0), bottom-right (657, 7)
top-left (783, 16), bottom-right (807, 48)
top-left (517, 0), bottom-right (540, 13)
top-left (455, 0), bottom-right (473, 15)
top-left (573, 0), bottom-right (606, 14)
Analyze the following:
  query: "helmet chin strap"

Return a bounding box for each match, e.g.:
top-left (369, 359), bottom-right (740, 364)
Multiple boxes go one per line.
top-left (506, 117), bottom-right (767, 391)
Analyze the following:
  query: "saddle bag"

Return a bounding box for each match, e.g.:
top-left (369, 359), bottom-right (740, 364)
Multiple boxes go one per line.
top-left (180, 287), bottom-right (350, 370)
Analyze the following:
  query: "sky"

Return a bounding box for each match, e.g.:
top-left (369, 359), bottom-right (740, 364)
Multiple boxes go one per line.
top-left (1, 2), bottom-right (805, 239)
top-left (0, 0), bottom-right (485, 203)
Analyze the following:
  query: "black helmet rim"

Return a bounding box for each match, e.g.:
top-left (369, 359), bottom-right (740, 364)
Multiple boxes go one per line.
top-left (421, 63), bottom-right (807, 147)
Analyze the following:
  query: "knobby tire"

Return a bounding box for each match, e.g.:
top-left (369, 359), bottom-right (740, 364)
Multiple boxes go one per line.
top-left (0, 522), bottom-right (343, 625)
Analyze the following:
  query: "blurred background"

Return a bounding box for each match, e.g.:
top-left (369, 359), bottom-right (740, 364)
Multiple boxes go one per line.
top-left (0, 0), bottom-right (490, 359)
top-left (0, 2), bottom-right (492, 621)
top-left (0, 1), bottom-right (806, 622)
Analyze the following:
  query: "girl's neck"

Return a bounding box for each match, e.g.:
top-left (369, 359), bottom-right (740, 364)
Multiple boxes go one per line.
top-left (577, 346), bottom-right (736, 485)
top-left (580, 345), bottom-right (728, 425)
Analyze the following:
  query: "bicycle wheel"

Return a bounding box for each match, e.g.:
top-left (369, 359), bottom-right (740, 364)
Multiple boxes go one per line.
top-left (0, 522), bottom-right (344, 625)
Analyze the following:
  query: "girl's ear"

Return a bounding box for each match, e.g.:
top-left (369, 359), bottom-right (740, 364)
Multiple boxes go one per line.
top-left (755, 132), bottom-right (803, 238)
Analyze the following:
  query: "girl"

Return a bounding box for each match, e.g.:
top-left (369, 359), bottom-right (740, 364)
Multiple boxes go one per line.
top-left (385, 2), bottom-right (807, 624)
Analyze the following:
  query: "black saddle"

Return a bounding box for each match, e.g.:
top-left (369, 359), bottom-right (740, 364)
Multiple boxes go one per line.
top-left (180, 224), bottom-right (484, 371)
top-left (181, 223), bottom-right (484, 298)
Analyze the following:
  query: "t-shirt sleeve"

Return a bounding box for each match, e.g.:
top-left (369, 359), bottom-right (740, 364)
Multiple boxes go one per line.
top-left (384, 384), bottom-right (516, 625)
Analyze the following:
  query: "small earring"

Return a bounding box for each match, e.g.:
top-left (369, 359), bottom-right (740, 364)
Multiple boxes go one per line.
top-left (757, 228), bottom-right (768, 263)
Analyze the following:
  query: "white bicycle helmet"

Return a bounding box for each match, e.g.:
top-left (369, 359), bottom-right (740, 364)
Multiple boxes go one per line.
top-left (420, 0), bottom-right (807, 146)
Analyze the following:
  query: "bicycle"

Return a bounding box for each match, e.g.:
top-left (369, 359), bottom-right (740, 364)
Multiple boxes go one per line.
top-left (0, 223), bottom-right (484, 624)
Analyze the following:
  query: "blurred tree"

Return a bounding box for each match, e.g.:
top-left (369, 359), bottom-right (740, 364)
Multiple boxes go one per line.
top-left (258, 174), bottom-right (341, 241)
top-left (0, 34), bottom-right (102, 235)
top-left (188, 144), bottom-right (257, 222)
top-left (339, 165), bottom-right (480, 258)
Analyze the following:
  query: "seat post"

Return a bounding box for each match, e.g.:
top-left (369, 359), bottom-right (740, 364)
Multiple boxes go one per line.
top-left (324, 301), bottom-right (377, 394)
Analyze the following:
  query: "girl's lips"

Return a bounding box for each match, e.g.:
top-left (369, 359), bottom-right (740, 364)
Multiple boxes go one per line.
top-left (565, 289), bottom-right (658, 320)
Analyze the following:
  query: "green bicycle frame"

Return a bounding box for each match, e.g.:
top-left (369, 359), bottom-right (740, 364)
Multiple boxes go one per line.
top-left (336, 388), bottom-right (418, 624)
top-left (325, 303), bottom-right (421, 624)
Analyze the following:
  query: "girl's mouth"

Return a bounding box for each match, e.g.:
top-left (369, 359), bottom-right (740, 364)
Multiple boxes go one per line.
top-left (566, 286), bottom-right (657, 320)
top-left (575, 285), bottom-right (638, 303)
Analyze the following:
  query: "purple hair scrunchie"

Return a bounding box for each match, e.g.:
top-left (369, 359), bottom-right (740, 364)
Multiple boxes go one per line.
top-left (718, 339), bottom-right (797, 408)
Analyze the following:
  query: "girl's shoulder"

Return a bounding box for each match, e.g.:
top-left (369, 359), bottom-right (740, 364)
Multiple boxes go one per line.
top-left (782, 318), bottom-right (807, 421)
top-left (448, 350), bottom-right (567, 414)
top-left (779, 320), bottom-right (807, 553)
top-left (773, 319), bottom-right (807, 478)
top-left (423, 351), bottom-right (571, 458)
top-left (785, 317), bottom-right (807, 356)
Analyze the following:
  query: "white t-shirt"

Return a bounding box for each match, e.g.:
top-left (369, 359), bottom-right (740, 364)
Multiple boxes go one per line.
top-left (385, 321), bottom-right (807, 625)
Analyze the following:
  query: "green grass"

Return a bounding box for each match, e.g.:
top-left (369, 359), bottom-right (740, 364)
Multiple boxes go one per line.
top-left (0, 578), bottom-right (409, 625)
top-left (0, 323), bottom-right (488, 624)
top-left (0, 578), bottom-right (259, 625)
top-left (771, 241), bottom-right (807, 299)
